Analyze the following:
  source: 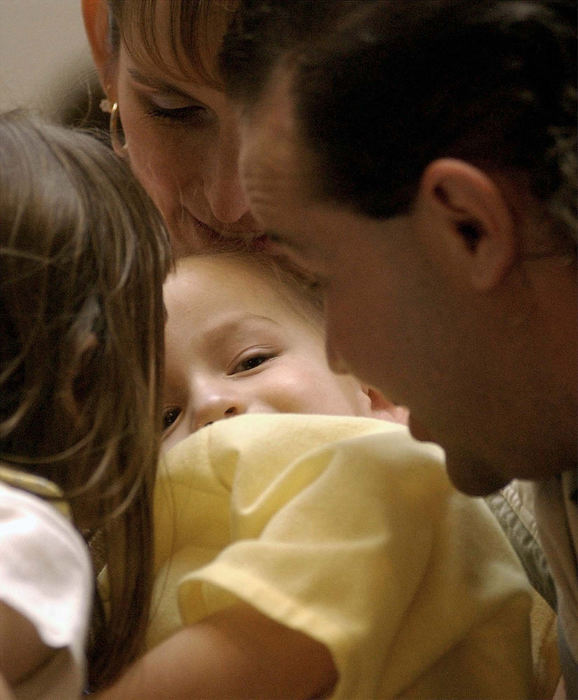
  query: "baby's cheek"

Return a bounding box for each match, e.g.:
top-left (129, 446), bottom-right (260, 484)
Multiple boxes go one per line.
top-left (387, 406), bottom-right (410, 425)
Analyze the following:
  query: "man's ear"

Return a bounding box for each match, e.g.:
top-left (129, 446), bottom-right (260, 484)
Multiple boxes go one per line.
top-left (82, 0), bottom-right (117, 97)
top-left (418, 158), bottom-right (517, 291)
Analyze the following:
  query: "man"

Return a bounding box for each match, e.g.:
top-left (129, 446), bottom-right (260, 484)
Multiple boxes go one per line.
top-left (221, 0), bottom-right (577, 693)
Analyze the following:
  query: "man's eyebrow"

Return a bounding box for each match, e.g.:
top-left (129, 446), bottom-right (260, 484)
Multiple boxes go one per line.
top-left (127, 68), bottom-right (197, 98)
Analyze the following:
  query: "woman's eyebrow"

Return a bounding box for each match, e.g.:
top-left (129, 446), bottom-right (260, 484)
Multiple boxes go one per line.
top-left (127, 68), bottom-right (194, 98)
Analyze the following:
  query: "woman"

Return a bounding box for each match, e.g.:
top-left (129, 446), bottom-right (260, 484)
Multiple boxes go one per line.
top-left (82, 0), bottom-right (257, 256)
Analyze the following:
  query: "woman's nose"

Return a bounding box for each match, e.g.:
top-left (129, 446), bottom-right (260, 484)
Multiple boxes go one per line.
top-left (203, 125), bottom-right (250, 225)
top-left (193, 392), bottom-right (244, 432)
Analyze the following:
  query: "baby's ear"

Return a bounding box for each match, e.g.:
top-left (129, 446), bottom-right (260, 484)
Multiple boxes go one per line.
top-left (364, 386), bottom-right (409, 425)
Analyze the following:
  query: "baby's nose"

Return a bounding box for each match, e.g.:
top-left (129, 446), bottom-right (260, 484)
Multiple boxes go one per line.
top-left (194, 398), bottom-right (242, 432)
top-left (201, 405), bottom-right (238, 429)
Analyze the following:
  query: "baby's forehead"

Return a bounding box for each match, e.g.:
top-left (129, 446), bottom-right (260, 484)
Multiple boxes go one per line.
top-left (166, 253), bottom-right (323, 329)
top-left (164, 255), bottom-right (278, 311)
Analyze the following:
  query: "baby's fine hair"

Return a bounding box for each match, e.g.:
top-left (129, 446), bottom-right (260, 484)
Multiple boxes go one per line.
top-left (191, 247), bottom-right (325, 326)
top-left (0, 111), bottom-right (171, 689)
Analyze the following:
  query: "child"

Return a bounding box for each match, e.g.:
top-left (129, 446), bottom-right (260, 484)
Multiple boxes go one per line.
top-left (99, 252), bottom-right (540, 699)
top-left (0, 111), bottom-right (170, 696)
top-left (160, 251), bottom-right (407, 451)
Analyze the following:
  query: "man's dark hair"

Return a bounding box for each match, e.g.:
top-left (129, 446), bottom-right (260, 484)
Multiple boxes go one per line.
top-left (220, 0), bottom-right (367, 108)
top-left (222, 0), bottom-right (576, 251)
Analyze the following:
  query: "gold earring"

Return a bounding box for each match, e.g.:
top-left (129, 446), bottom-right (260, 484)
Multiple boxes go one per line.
top-left (109, 102), bottom-right (128, 156)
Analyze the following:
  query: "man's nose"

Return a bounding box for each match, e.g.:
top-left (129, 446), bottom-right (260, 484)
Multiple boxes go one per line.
top-left (325, 338), bottom-right (349, 375)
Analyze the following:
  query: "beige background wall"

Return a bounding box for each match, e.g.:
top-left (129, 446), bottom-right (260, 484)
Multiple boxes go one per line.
top-left (0, 0), bottom-right (93, 114)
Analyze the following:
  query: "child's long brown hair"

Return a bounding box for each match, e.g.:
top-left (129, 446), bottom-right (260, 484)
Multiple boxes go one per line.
top-left (0, 111), bottom-right (171, 689)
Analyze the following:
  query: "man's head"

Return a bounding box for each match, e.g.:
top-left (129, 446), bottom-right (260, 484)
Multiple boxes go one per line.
top-left (223, 0), bottom-right (575, 240)
top-left (222, 0), bottom-right (577, 495)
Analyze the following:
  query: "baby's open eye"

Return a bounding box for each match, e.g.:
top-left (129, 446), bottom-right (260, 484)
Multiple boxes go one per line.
top-left (162, 406), bottom-right (181, 431)
top-left (236, 355), bottom-right (268, 372)
top-left (231, 352), bottom-right (275, 374)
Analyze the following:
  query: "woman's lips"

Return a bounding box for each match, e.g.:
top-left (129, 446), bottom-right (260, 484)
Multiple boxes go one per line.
top-left (169, 214), bottom-right (265, 255)
top-left (191, 219), bottom-right (268, 250)
top-left (192, 217), bottom-right (222, 238)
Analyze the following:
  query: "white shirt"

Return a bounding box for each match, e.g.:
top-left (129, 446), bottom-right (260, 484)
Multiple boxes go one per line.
top-left (0, 476), bottom-right (92, 699)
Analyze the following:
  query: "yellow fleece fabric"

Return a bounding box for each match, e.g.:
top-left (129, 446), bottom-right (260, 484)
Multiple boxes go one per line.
top-left (149, 413), bottom-right (534, 699)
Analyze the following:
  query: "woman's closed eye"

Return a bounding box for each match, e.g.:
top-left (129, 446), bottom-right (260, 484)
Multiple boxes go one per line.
top-left (146, 104), bottom-right (208, 125)
top-left (162, 406), bottom-right (181, 432)
top-left (140, 91), bottom-right (211, 125)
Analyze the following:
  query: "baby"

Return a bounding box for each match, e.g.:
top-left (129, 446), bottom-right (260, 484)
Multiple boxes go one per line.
top-left (161, 251), bottom-right (406, 450)
top-left (100, 252), bottom-right (536, 698)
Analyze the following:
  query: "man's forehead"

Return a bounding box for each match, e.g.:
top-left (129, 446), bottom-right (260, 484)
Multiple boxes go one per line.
top-left (240, 69), bottom-right (312, 210)
top-left (241, 67), bottom-right (297, 153)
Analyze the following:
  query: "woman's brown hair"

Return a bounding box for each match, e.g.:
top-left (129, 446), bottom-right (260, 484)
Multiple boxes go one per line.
top-left (107, 0), bottom-right (238, 88)
top-left (0, 111), bottom-right (171, 690)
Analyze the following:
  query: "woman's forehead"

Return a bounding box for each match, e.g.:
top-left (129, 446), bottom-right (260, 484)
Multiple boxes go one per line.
top-left (115, 0), bottom-right (238, 87)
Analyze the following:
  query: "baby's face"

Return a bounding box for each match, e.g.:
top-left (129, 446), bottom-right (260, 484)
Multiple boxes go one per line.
top-left (162, 256), bottom-right (376, 449)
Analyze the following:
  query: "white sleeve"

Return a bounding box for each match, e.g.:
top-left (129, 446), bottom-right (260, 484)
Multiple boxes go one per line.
top-left (0, 482), bottom-right (92, 662)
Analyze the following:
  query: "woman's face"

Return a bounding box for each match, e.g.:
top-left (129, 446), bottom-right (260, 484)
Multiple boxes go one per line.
top-left (87, 0), bottom-right (258, 255)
